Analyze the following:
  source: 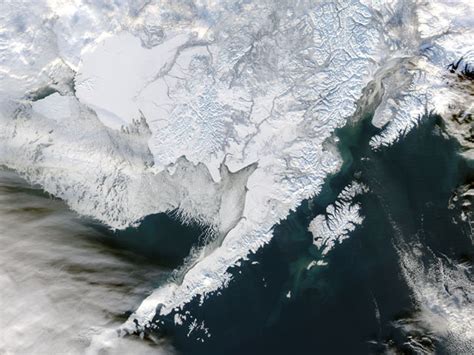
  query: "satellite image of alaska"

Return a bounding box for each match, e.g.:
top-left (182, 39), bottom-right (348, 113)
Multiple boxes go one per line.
top-left (0, 0), bottom-right (472, 354)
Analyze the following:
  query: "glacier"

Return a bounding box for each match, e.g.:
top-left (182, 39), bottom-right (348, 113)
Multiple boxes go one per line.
top-left (0, 0), bottom-right (473, 348)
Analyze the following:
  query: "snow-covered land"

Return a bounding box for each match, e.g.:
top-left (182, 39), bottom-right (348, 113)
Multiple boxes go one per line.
top-left (0, 0), bottom-right (472, 344)
top-left (309, 181), bottom-right (368, 259)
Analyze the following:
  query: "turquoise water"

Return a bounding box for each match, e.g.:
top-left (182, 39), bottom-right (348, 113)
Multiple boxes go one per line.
top-left (155, 115), bottom-right (473, 354)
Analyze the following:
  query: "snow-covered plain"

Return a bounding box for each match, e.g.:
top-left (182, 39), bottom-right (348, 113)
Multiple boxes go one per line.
top-left (0, 0), bottom-right (473, 348)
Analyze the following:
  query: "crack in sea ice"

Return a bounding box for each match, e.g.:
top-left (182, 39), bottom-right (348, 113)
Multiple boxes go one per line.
top-left (0, 0), bottom-right (473, 350)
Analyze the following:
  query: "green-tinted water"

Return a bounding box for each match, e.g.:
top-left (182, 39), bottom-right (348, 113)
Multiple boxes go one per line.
top-left (159, 114), bottom-right (473, 354)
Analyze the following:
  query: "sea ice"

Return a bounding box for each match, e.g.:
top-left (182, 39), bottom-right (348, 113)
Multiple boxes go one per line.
top-left (0, 0), bottom-right (472, 341)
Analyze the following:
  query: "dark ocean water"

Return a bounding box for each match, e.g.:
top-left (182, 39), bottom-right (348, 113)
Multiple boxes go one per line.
top-left (0, 170), bottom-right (181, 354)
top-left (153, 115), bottom-right (473, 354)
top-left (1, 114), bottom-right (471, 354)
top-left (93, 212), bottom-right (207, 269)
